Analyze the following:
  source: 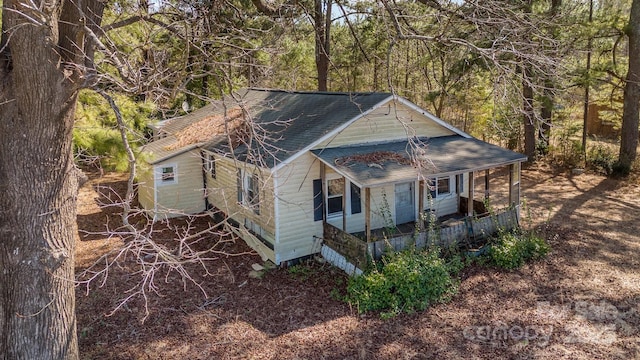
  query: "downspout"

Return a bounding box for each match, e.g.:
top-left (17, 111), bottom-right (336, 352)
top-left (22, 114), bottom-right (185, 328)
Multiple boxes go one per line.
top-left (273, 166), bottom-right (280, 264)
top-left (200, 151), bottom-right (211, 211)
top-left (153, 165), bottom-right (158, 222)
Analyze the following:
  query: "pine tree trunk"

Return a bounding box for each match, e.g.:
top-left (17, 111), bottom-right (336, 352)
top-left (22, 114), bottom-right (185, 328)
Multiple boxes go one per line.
top-left (523, 71), bottom-right (536, 160)
top-left (314, 0), bottom-right (331, 91)
top-left (520, 0), bottom-right (536, 160)
top-left (0, 0), bottom-right (103, 357)
top-left (539, 84), bottom-right (553, 154)
top-left (619, 0), bottom-right (640, 172)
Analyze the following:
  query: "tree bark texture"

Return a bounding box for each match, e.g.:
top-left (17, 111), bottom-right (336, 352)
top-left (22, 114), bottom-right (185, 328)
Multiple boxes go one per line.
top-left (539, 0), bottom-right (561, 155)
top-left (523, 70), bottom-right (536, 160)
top-left (521, 0), bottom-right (536, 160)
top-left (314, 0), bottom-right (332, 91)
top-left (0, 0), bottom-right (103, 358)
top-left (619, 0), bottom-right (640, 170)
top-left (539, 84), bottom-right (553, 154)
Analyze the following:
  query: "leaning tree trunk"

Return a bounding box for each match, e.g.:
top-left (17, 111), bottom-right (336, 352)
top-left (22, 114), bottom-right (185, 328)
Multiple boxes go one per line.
top-left (0, 0), bottom-right (103, 358)
top-left (618, 0), bottom-right (640, 173)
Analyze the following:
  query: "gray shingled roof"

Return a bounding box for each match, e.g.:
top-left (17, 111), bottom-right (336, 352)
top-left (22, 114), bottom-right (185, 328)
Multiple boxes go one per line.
top-left (202, 89), bottom-right (392, 168)
top-left (311, 136), bottom-right (527, 187)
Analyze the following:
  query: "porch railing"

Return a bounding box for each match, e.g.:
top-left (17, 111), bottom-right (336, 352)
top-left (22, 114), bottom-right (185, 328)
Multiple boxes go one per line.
top-left (323, 207), bottom-right (519, 266)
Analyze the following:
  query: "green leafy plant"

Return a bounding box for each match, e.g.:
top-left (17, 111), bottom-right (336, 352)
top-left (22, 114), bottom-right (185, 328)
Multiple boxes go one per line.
top-left (74, 90), bottom-right (155, 171)
top-left (287, 264), bottom-right (315, 281)
top-left (549, 122), bottom-right (583, 167)
top-left (346, 249), bottom-right (460, 317)
top-left (487, 230), bottom-right (550, 270)
top-left (587, 144), bottom-right (617, 175)
top-left (378, 190), bottom-right (397, 236)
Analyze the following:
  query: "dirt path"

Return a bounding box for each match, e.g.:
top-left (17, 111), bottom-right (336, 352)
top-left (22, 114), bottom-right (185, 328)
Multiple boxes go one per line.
top-left (75, 167), bottom-right (640, 359)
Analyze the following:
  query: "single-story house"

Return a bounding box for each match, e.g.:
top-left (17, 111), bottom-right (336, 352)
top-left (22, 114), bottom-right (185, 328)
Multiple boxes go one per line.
top-left (137, 89), bottom-right (527, 268)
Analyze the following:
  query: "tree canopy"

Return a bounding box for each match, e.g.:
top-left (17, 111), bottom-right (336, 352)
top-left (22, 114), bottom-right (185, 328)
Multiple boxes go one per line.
top-left (1, 0), bottom-right (639, 358)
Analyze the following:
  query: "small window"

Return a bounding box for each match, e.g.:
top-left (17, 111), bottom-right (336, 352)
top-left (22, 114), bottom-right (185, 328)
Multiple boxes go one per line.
top-left (161, 166), bottom-right (175, 183)
top-left (327, 178), bottom-right (344, 216)
top-left (437, 177), bottom-right (450, 195)
top-left (350, 183), bottom-right (362, 214)
top-left (237, 170), bottom-right (260, 214)
top-left (247, 173), bottom-right (260, 214)
top-left (428, 176), bottom-right (451, 198)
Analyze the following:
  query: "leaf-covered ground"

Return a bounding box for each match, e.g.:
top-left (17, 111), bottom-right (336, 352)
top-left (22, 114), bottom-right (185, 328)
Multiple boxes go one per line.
top-left (76, 164), bottom-right (640, 359)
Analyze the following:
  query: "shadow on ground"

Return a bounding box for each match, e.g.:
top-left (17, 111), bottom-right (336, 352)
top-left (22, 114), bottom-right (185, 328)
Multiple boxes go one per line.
top-left (76, 167), bottom-right (640, 359)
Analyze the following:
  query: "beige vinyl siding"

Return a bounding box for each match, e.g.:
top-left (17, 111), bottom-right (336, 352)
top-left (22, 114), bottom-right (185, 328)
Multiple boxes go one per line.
top-left (205, 155), bottom-right (276, 258)
top-left (325, 185), bottom-right (392, 233)
top-left (277, 160), bottom-right (415, 262)
top-left (317, 102), bottom-right (455, 148)
top-left (423, 189), bottom-right (458, 218)
top-left (422, 175), bottom-right (462, 217)
top-left (276, 156), bottom-right (416, 262)
top-left (136, 162), bottom-right (155, 212)
top-left (273, 153), bottom-right (324, 263)
top-left (324, 167), bottom-right (389, 233)
top-left (153, 150), bottom-right (206, 219)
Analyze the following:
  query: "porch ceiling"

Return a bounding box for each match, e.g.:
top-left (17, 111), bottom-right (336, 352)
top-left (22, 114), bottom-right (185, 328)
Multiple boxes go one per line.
top-left (310, 135), bottom-right (527, 188)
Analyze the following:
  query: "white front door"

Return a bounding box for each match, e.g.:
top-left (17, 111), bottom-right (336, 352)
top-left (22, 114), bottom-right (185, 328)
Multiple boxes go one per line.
top-left (395, 182), bottom-right (415, 224)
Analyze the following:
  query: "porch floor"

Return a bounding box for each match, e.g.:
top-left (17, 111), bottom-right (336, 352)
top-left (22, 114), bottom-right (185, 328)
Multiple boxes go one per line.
top-left (351, 212), bottom-right (471, 242)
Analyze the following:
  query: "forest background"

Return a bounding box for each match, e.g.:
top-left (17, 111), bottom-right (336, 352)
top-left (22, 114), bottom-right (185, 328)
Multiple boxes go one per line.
top-left (1, 0), bottom-right (640, 358)
top-left (74, 0), bottom-right (639, 175)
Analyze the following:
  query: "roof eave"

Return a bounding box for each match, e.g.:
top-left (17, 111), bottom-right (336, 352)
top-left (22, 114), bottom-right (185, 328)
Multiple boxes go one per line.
top-left (311, 152), bottom-right (527, 189)
top-left (145, 143), bottom-right (203, 165)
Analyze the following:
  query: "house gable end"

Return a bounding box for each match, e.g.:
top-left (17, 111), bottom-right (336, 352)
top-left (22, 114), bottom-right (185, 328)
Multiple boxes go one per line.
top-left (314, 98), bottom-right (461, 150)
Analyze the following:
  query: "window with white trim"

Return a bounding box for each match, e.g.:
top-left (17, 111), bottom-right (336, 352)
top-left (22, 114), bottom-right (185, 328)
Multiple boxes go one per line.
top-left (157, 164), bottom-right (177, 185)
top-left (237, 169), bottom-right (260, 214)
top-left (429, 176), bottom-right (451, 198)
top-left (437, 177), bottom-right (451, 195)
top-left (326, 178), bottom-right (344, 217)
top-left (324, 177), bottom-right (361, 218)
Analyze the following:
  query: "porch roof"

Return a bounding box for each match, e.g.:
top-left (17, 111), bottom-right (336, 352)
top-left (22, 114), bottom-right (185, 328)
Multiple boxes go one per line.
top-left (310, 135), bottom-right (527, 188)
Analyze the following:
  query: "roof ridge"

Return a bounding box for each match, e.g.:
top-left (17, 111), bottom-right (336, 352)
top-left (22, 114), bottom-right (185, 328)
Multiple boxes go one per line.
top-left (246, 87), bottom-right (391, 96)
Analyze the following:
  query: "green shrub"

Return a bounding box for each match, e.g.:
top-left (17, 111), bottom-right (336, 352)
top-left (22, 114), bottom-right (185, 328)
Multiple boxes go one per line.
top-left (587, 145), bottom-right (617, 175)
top-left (488, 231), bottom-right (549, 269)
top-left (346, 249), bottom-right (459, 316)
top-left (612, 161), bottom-right (631, 177)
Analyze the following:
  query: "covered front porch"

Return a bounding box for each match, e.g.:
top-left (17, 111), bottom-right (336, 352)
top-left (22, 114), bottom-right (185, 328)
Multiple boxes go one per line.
top-left (323, 205), bottom-right (520, 269)
top-left (311, 136), bottom-right (527, 269)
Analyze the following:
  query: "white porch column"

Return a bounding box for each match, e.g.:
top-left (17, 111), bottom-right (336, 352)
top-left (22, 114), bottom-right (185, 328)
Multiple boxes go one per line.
top-left (320, 162), bottom-right (327, 225)
top-left (467, 171), bottom-right (475, 216)
top-left (365, 187), bottom-right (371, 243)
top-left (508, 162), bottom-right (521, 206)
top-left (342, 177), bottom-right (347, 231)
top-left (418, 180), bottom-right (425, 230)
